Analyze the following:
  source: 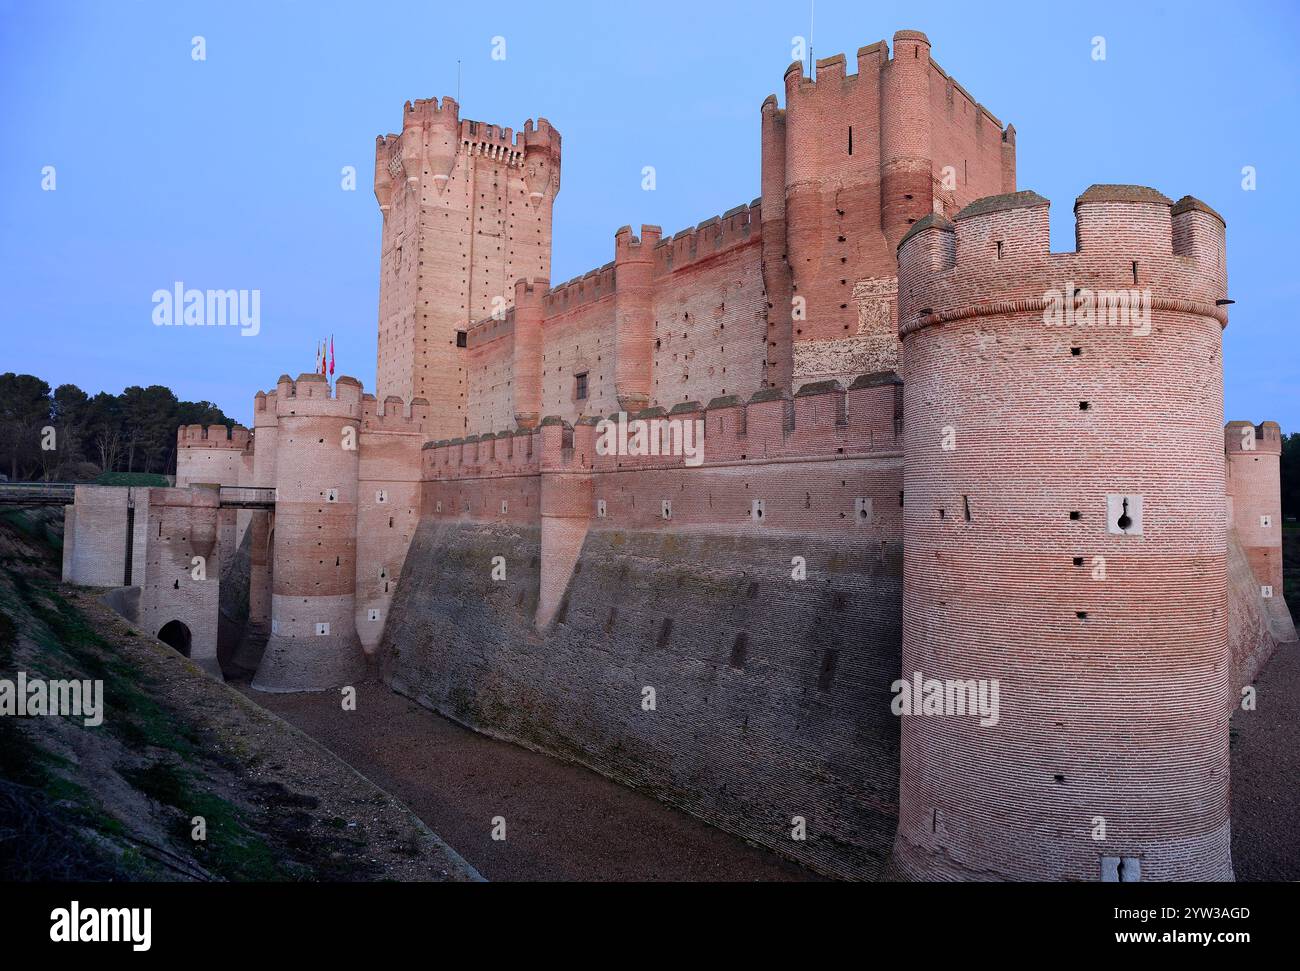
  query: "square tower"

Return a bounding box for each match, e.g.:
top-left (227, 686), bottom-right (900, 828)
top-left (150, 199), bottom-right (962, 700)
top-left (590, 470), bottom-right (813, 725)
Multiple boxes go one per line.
top-left (374, 97), bottom-right (561, 438)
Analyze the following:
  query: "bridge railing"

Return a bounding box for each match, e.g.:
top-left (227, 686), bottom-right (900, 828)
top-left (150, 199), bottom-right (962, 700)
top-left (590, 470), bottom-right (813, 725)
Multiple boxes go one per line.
top-left (217, 486), bottom-right (277, 507)
top-left (0, 482), bottom-right (76, 505)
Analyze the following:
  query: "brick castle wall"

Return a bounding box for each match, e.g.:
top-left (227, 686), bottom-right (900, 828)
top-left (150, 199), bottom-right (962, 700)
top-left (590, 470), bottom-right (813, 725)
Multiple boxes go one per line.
top-left (385, 377), bottom-right (906, 878)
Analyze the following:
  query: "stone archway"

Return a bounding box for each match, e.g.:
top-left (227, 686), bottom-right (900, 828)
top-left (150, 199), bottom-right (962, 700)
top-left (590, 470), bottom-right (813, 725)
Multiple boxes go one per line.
top-left (157, 619), bottom-right (192, 658)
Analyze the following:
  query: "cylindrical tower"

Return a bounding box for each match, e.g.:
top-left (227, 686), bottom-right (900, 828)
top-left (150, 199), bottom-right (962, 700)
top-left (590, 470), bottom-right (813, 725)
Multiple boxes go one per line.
top-left (759, 93), bottom-right (793, 390)
top-left (511, 277), bottom-right (547, 430)
top-left (891, 186), bottom-right (1233, 881)
top-left (612, 225), bottom-right (660, 413)
top-left (239, 387), bottom-right (280, 657)
top-left (880, 30), bottom-right (933, 251)
top-left (252, 374), bottom-right (366, 691)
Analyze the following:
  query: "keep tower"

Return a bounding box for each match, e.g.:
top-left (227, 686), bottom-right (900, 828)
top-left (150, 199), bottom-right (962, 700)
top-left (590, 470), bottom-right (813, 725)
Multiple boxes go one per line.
top-left (891, 186), bottom-right (1234, 881)
top-left (374, 97), bottom-right (561, 438)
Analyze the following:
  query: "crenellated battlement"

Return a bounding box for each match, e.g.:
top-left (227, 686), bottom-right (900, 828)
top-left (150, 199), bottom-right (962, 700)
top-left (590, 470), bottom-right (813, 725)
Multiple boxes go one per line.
top-left (177, 423), bottom-right (250, 449)
top-left (374, 97), bottom-right (560, 218)
top-left (776, 31), bottom-right (1006, 138)
top-left (783, 41), bottom-right (888, 94)
top-left (544, 262), bottom-right (617, 313)
top-left (653, 201), bottom-right (762, 275)
top-left (536, 205), bottom-right (763, 320)
top-left (1226, 419), bottom-right (1283, 455)
top-left (422, 370), bottom-right (902, 484)
top-left (465, 276), bottom-right (551, 345)
top-left (359, 393), bottom-right (432, 430)
top-left (261, 373), bottom-right (366, 421)
top-left (897, 185), bottom-right (1229, 339)
top-left (403, 95), bottom-right (460, 127)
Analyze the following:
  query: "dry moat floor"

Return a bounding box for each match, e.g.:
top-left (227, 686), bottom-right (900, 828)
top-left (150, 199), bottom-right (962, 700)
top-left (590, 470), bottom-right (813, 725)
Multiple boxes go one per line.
top-left (248, 641), bottom-right (1299, 882)
top-left (241, 682), bottom-right (819, 881)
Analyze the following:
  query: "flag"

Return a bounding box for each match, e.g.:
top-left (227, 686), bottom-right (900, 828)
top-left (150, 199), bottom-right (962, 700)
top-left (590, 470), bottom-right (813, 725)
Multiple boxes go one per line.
top-left (329, 335), bottom-right (335, 376)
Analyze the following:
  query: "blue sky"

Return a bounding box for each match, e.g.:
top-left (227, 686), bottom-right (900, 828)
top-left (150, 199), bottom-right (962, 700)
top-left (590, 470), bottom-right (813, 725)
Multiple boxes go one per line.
top-left (1, 0), bottom-right (1296, 429)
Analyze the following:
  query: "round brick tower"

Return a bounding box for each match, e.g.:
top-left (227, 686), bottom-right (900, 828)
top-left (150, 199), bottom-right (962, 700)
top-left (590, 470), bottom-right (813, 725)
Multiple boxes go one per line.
top-left (891, 186), bottom-right (1233, 881)
top-left (880, 29), bottom-right (933, 251)
top-left (252, 373), bottom-right (366, 692)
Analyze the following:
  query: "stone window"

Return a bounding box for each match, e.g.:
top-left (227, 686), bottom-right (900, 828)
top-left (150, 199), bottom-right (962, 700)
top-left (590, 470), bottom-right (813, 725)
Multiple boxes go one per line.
top-left (575, 371), bottom-right (589, 401)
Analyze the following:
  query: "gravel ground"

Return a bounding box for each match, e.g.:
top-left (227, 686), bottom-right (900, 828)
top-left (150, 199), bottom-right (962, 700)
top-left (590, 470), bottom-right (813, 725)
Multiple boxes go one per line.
top-left (1230, 638), bottom-right (1300, 881)
top-left (243, 682), bottom-right (820, 882)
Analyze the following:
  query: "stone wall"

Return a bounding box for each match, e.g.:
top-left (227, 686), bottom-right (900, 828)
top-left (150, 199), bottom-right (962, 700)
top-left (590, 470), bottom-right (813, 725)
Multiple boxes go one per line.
top-left (383, 516), bottom-right (903, 880)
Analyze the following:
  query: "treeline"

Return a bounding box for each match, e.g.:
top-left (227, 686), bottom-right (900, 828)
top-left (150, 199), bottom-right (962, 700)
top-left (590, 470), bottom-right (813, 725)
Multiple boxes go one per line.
top-left (0, 373), bottom-right (234, 482)
top-left (1284, 433), bottom-right (1300, 523)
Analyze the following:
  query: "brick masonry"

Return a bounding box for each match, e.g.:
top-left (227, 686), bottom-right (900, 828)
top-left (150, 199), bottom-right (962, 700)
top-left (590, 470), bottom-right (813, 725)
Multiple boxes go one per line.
top-left (59, 27), bottom-right (1295, 881)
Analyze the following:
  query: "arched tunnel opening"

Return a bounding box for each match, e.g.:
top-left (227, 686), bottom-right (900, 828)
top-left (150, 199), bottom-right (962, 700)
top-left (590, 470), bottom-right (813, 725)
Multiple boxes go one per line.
top-left (157, 619), bottom-right (192, 658)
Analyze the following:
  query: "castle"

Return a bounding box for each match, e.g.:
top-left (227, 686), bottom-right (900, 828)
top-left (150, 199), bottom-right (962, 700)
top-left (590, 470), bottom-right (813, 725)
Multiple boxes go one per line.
top-left (60, 30), bottom-right (1295, 881)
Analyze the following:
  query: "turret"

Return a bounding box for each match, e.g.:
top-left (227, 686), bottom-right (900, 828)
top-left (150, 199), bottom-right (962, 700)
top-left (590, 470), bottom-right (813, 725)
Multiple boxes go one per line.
top-left (523, 117), bottom-right (561, 208)
top-left (252, 374), bottom-right (366, 692)
top-left (759, 94), bottom-right (793, 389)
top-left (880, 30), bottom-right (933, 250)
top-left (374, 136), bottom-right (394, 212)
top-left (512, 277), bottom-right (548, 429)
top-left (612, 225), bottom-right (661, 412)
top-left (891, 186), bottom-right (1233, 881)
top-left (399, 102), bottom-right (424, 187)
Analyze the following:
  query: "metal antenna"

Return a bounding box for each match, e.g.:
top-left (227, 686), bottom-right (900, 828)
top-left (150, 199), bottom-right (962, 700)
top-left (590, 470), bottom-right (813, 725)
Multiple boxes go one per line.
top-left (809, 0), bottom-right (815, 78)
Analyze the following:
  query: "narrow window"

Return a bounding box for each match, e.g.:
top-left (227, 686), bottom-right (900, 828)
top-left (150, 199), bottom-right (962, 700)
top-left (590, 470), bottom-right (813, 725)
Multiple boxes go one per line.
top-left (963, 495), bottom-right (972, 521)
top-left (656, 616), bottom-right (674, 650)
top-left (818, 648), bottom-right (839, 692)
top-left (1131, 261), bottom-right (1139, 284)
top-left (996, 240), bottom-right (1003, 259)
top-left (730, 632), bottom-right (748, 670)
top-left (456, 330), bottom-right (467, 348)
top-left (575, 371), bottom-right (588, 401)
top-left (848, 126), bottom-right (853, 156)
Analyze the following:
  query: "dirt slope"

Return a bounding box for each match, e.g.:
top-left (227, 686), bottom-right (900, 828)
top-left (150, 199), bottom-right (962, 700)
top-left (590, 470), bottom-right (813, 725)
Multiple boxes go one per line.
top-left (0, 506), bottom-right (477, 882)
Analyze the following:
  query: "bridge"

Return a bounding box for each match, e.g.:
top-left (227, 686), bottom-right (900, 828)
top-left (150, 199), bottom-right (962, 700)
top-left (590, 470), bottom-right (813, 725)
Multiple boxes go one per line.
top-left (0, 483), bottom-right (275, 510)
top-left (0, 483), bottom-right (75, 506)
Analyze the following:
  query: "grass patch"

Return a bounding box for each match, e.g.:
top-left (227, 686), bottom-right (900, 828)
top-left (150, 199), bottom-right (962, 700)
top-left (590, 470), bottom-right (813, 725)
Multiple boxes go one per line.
top-left (121, 759), bottom-right (287, 881)
top-left (93, 472), bottom-right (169, 487)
